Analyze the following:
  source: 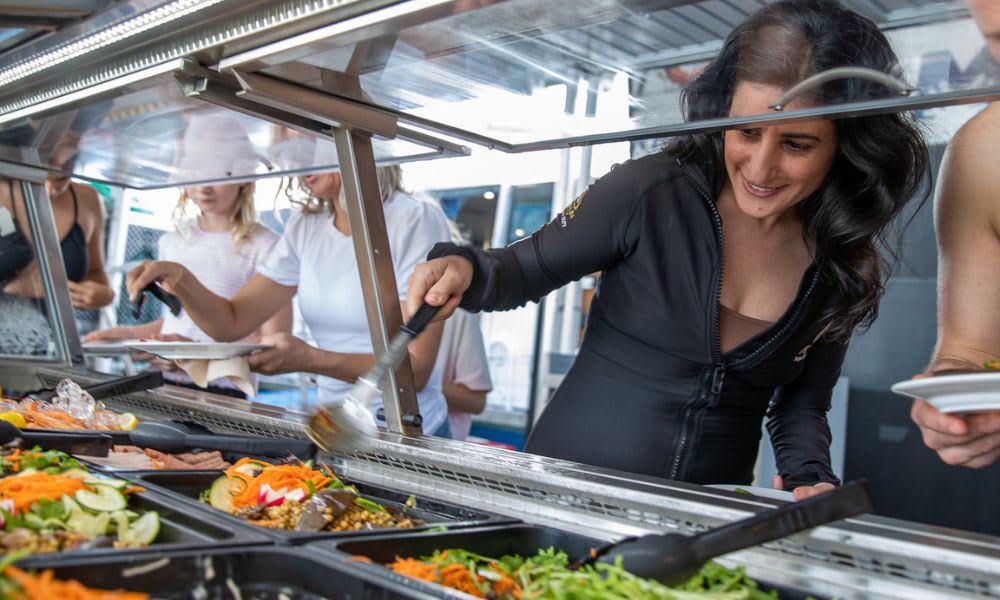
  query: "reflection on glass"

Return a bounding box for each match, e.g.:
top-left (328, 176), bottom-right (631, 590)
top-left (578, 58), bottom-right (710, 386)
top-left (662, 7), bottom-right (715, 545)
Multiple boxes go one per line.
top-left (251, 0), bottom-right (987, 147)
top-left (0, 178), bottom-right (57, 358)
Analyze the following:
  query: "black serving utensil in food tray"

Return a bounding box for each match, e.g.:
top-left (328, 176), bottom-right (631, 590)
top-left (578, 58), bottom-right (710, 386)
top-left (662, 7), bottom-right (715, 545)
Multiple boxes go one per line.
top-left (0, 420), bottom-right (111, 457)
top-left (573, 480), bottom-right (873, 586)
top-left (13, 545), bottom-right (427, 599)
top-left (129, 420), bottom-right (317, 459)
top-left (131, 470), bottom-right (516, 544)
top-left (317, 524), bottom-right (815, 600)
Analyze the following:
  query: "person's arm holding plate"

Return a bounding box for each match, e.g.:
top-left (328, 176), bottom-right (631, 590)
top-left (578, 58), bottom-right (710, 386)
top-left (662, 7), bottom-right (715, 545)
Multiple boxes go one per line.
top-left (126, 263), bottom-right (295, 344)
top-left (910, 100), bottom-right (1000, 468)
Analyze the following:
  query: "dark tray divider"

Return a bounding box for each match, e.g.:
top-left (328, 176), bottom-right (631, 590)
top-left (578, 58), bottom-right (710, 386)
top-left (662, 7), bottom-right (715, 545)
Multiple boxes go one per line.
top-left (14, 544), bottom-right (439, 599)
top-left (131, 470), bottom-right (517, 544)
top-left (316, 524), bottom-right (819, 600)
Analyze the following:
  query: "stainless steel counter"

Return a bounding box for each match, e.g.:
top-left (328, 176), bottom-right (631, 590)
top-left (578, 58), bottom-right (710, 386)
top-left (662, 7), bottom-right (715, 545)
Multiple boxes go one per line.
top-left (9, 364), bottom-right (999, 600)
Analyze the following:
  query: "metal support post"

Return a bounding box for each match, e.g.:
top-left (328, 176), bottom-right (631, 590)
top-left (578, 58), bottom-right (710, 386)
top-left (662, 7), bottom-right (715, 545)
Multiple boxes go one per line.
top-left (333, 128), bottom-right (422, 435)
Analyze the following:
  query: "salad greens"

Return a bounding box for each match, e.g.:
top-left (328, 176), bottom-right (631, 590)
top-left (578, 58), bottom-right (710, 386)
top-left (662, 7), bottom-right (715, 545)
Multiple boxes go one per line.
top-left (389, 548), bottom-right (778, 600)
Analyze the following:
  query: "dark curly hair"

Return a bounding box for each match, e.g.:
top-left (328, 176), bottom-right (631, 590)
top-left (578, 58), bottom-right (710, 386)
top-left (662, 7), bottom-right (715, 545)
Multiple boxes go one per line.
top-left (667, 0), bottom-right (930, 341)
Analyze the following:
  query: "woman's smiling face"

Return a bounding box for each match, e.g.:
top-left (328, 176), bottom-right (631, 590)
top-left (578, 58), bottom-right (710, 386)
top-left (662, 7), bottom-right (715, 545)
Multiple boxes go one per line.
top-left (723, 81), bottom-right (838, 222)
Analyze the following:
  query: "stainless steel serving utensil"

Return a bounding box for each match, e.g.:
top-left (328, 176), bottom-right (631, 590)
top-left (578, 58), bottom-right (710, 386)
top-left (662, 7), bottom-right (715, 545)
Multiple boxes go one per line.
top-left (573, 480), bottom-right (873, 586)
top-left (307, 302), bottom-right (441, 453)
top-left (0, 420), bottom-right (112, 457)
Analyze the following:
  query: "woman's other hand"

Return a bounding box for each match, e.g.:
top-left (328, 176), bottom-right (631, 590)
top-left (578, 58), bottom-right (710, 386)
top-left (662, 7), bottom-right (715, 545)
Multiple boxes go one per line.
top-left (125, 261), bottom-right (187, 303)
top-left (404, 256), bottom-right (472, 321)
top-left (772, 475), bottom-right (836, 501)
top-left (247, 333), bottom-right (316, 375)
top-left (68, 280), bottom-right (113, 311)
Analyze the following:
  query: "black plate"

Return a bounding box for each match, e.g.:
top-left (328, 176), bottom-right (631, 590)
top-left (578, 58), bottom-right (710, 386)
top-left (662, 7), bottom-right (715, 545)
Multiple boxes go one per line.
top-left (131, 470), bottom-right (517, 543)
top-left (317, 525), bottom-right (819, 600)
top-left (0, 486), bottom-right (269, 560)
top-left (14, 545), bottom-right (439, 599)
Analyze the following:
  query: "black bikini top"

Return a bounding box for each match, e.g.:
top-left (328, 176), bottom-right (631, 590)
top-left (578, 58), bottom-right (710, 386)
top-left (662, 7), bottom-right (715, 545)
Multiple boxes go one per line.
top-left (0, 180), bottom-right (89, 286)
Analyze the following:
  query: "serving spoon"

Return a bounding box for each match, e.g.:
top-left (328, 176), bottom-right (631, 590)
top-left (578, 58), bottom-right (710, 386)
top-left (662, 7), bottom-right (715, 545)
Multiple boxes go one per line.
top-left (574, 479), bottom-right (872, 586)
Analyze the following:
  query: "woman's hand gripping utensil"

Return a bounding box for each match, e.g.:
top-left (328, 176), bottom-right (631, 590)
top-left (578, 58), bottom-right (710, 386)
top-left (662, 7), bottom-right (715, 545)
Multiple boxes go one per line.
top-left (307, 303), bottom-right (441, 453)
top-left (571, 480), bottom-right (872, 586)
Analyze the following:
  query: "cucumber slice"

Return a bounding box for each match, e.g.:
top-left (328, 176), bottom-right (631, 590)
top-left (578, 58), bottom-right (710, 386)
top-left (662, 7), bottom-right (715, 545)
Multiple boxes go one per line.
top-left (208, 476), bottom-right (238, 512)
top-left (75, 485), bottom-right (126, 513)
top-left (61, 468), bottom-right (90, 479)
top-left (65, 510), bottom-right (111, 538)
top-left (125, 511), bottom-right (160, 546)
top-left (234, 461), bottom-right (269, 477)
top-left (83, 477), bottom-right (128, 490)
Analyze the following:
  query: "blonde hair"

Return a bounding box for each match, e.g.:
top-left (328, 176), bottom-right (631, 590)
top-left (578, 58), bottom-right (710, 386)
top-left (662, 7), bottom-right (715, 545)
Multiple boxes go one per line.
top-left (278, 164), bottom-right (404, 214)
top-left (172, 182), bottom-right (259, 246)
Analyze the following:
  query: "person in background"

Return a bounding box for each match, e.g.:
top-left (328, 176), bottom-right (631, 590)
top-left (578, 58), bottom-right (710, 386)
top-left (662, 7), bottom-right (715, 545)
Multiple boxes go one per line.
top-left (439, 308), bottom-right (492, 441)
top-left (406, 0), bottom-right (930, 499)
top-left (85, 183), bottom-right (292, 398)
top-left (909, 0), bottom-right (1000, 468)
top-left (0, 172), bottom-right (113, 311)
top-left (126, 166), bottom-right (453, 436)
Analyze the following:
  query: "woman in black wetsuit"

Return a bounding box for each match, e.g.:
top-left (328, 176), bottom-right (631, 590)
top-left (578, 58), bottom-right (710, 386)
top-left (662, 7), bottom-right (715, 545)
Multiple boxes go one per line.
top-left (405, 0), bottom-right (930, 499)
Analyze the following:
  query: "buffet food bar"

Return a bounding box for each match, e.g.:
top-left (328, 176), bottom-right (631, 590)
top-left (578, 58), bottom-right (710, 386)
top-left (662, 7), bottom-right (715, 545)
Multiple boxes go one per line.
top-left (0, 364), bottom-right (993, 599)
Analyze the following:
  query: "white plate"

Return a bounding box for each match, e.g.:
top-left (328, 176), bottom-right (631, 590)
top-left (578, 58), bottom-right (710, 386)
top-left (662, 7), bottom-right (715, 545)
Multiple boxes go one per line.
top-left (706, 484), bottom-right (793, 501)
top-left (891, 373), bottom-right (1000, 413)
top-left (126, 342), bottom-right (271, 360)
top-left (82, 340), bottom-right (143, 355)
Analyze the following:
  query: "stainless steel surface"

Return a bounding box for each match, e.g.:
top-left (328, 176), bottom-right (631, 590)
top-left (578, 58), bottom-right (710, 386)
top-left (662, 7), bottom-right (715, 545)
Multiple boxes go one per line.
top-left (334, 127), bottom-right (422, 434)
top-left (9, 363), bottom-right (1000, 599)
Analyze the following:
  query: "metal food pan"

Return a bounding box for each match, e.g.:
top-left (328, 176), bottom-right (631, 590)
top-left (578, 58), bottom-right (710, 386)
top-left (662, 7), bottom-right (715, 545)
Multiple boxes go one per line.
top-left (0, 486), bottom-right (270, 561)
top-left (130, 470), bottom-right (517, 544)
top-left (317, 524), bottom-right (817, 600)
top-left (14, 544), bottom-right (438, 599)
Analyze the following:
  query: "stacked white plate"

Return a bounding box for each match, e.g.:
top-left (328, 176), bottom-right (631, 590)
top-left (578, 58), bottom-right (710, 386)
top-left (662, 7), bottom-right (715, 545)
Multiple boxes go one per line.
top-left (891, 373), bottom-right (1000, 413)
top-left (83, 341), bottom-right (270, 360)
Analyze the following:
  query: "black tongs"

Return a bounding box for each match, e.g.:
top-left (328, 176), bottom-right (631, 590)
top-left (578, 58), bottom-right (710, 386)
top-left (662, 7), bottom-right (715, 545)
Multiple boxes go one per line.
top-left (132, 281), bottom-right (181, 319)
top-left (573, 480), bottom-right (873, 586)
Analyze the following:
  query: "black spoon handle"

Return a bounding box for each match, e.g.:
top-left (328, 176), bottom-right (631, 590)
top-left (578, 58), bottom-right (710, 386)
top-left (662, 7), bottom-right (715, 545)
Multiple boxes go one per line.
top-left (400, 302), bottom-right (441, 337)
top-left (692, 480), bottom-right (872, 562)
top-left (83, 371), bottom-right (164, 401)
top-left (183, 434), bottom-right (316, 459)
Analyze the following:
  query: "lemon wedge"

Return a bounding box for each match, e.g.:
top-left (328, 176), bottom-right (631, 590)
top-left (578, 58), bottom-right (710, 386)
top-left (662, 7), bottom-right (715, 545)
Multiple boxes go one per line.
top-left (0, 412), bottom-right (26, 428)
top-left (118, 412), bottom-right (139, 431)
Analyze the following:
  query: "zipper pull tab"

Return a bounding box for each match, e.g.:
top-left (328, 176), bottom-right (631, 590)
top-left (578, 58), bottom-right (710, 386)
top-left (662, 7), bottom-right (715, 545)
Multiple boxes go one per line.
top-left (710, 364), bottom-right (726, 395)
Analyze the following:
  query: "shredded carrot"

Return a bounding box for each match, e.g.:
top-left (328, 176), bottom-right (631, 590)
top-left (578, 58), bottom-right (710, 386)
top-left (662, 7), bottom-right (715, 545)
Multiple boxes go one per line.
top-left (347, 555), bottom-right (373, 563)
top-left (4, 566), bottom-right (149, 599)
top-left (229, 463), bottom-right (332, 508)
top-left (387, 556), bottom-right (521, 599)
top-left (0, 472), bottom-right (92, 513)
top-left (3, 448), bottom-right (23, 473)
top-left (122, 486), bottom-right (145, 495)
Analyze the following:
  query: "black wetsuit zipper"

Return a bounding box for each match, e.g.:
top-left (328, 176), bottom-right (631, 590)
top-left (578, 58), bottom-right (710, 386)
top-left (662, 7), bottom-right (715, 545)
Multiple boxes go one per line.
top-left (670, 161), bottom-right (727, 480)
top-left (669, 160), bottom-right (821, 481)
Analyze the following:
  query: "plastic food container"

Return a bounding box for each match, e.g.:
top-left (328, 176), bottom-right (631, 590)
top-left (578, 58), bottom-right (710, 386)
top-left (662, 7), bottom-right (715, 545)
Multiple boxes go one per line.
top-left (14, 545), bottom-right (435, 599)
top-left (0, 487), bottom-right (269, 560)
top-left (131, 470), bottom-right (517, 543)
top-left (316, 524), bottom-right (816, 600)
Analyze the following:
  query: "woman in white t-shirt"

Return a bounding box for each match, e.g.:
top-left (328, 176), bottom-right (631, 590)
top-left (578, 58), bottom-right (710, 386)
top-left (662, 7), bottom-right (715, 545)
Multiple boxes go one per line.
top-left (438, 308), bottom-right (493, 441)
top-left (125, 167), bottom-right (452, 435)
top-left (86, 183), bottom-right (292, 397)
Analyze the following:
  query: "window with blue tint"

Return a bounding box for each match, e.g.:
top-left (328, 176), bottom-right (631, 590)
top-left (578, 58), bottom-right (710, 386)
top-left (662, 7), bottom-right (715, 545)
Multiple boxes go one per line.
top-left (506, 183), bottom-right (553, 245)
